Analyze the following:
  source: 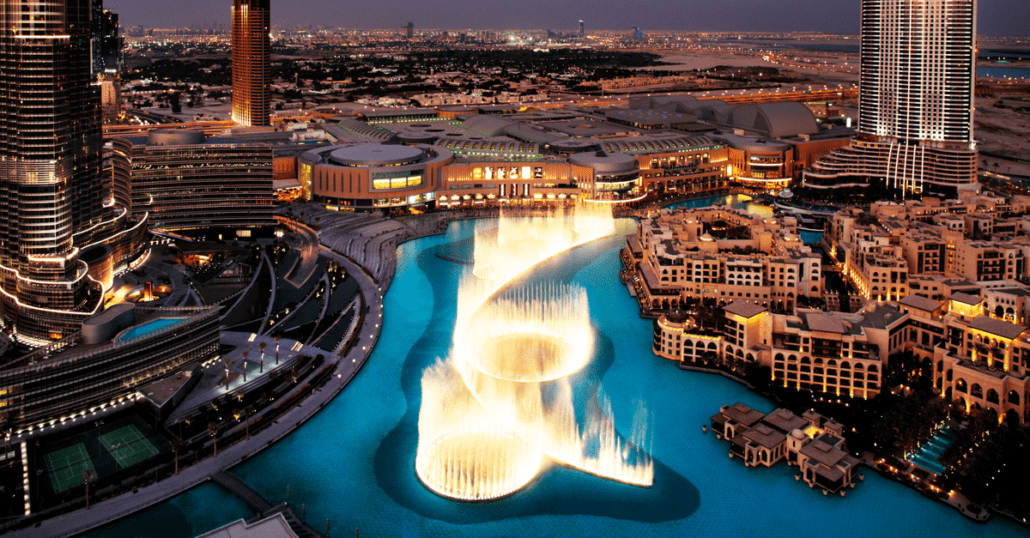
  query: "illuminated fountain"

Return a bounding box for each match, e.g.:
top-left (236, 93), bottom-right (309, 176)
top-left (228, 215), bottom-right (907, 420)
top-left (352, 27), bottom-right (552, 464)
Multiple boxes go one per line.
top-left (416, 204), bottom-right (654, 502)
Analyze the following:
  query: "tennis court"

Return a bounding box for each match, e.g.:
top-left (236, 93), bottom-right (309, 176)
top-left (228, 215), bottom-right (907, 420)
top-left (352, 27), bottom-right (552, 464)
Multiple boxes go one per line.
top-left (99, 425), bottom-right (160, 469)
top-left (44, 444), bottom-right (95, 493)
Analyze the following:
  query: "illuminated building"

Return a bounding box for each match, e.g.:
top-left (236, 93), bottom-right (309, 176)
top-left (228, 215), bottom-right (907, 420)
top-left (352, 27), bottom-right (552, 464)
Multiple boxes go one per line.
top-left (805, 0), bottom-right (978, 194)
top-left (123, 130), bottom-right (274, 235)
top-left (631, 207), bottom-right (822, 312)
top-left (300, 144), bottom-right (452, 212)
top-left (900, 297), bottom-right (1030, 423)
top-left (0, 0), bottom-right (142, 344)
top-left (0, 304), bottom-right (219, 432)
top-left (232, 0), bottom-right (271, 127)
top-left (91, 1), bottom-right (122, 77)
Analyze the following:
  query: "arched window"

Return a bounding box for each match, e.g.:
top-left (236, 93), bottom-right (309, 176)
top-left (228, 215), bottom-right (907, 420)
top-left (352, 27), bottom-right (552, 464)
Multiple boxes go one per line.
top-left (1009, 390), bottom-right (1021, 405)
top-left (955, 379), bottom-right (967, 393)
top-left (970, 384), bottom-right (983, 399)
top-left (986, 389), bottom-right (1000, 405)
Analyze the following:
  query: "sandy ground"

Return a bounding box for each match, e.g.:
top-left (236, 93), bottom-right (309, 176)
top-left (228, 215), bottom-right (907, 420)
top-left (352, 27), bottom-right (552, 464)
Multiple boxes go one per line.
top-left (976, 97), bottom-right (1030, 177)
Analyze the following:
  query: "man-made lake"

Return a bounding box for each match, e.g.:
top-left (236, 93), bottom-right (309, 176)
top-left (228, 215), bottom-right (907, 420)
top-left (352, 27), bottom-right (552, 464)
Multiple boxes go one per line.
top-left (91, 209), bottom-right (1023, 538)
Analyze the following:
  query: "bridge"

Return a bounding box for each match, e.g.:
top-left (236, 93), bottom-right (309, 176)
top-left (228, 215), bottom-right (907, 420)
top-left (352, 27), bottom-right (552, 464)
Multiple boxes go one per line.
top-left (210, 471), bottom-right (323, 538)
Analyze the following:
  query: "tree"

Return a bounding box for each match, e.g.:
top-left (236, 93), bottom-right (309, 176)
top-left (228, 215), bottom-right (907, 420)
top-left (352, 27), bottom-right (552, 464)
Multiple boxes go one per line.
top-left (222, 356), bottom-right (233, 390)
top-left (241, 350), bottom-right (249, 383)
top-left (208, 422), bottom-right (220, 458)
top-left (84, 469), bottom-right (93, 509)
top-left (171, 439), bottom-right (183, 476)
top-left (275, 335), bottom-right (282, 365)
top-left (258, 342), bottom-right (267, 373)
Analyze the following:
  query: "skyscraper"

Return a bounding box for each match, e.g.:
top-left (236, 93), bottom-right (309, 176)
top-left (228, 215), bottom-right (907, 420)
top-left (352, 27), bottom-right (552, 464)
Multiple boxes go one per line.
top-left (232, 0), bottom-right (271, 127)
top-left (99, 9), bottom-right (123, 75)
top-left (805, 0), bottom-right (978, 195)
top-left (0, 0), bottom-right (107, 343)
top-left (579, 20), bottom-right (585, 39)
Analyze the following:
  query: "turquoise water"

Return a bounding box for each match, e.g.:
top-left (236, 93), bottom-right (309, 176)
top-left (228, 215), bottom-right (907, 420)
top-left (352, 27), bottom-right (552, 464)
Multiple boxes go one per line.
top-left (668, 194), bottom-right (824, 245)
top-left (95, 218), bottom-right (1024, 537)
top-left (82, 483), bottom-right (253, 538)
top-left (907, 427), bottom-right (958, 476)
top-left (667, 194), bottom-right (774, 218)
top-left (117, 317), bottom-right (186, 342)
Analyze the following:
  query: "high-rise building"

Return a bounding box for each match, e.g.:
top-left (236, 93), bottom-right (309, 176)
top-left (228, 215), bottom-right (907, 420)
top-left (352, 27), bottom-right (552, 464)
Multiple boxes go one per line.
top-left (804, 0), bottom-right (978, 195)
top-left (0, 0), bottom-right (145, 346)
top-left (99, 9), bottom-right (123, 75)
top-left (579, 20), bottom-right (585, 38)
top-left (91, 0), bottom-right (104, 76)
top-left (0, 0), bottom-right (108, 343)
top-left (232, 0), bottom-right (271, 127)
top-left (405, 21), bottom-right (414, 39)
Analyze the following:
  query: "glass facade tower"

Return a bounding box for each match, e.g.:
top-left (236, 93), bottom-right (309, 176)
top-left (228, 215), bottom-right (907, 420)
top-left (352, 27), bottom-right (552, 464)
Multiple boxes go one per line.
top-left (231, 0), bottom-right (271, 127)
top-left (805, 0), bottom-right (978, 195)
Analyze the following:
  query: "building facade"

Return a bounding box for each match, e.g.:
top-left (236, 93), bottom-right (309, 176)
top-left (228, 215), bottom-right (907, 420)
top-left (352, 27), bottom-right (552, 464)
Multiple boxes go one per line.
top-left (125, 130), bottom-right (274, 234)
top-left (231, 0), bottom-right (271, 127)
top-left (805, 0), bottom-right (979, 195)
top-left (0, 304), bottom-right (219, 432)
top-left (0, 0), bottom-right (113, 343)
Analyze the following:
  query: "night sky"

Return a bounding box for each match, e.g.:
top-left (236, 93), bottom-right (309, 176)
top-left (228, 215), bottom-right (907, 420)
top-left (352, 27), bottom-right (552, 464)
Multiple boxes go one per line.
top-left (108, 0), bottom-right (1027, 36)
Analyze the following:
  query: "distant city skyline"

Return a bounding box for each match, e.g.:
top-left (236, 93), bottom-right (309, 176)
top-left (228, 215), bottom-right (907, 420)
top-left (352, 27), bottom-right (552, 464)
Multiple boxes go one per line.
top-left (104, 0), bottom-right (1028, 37)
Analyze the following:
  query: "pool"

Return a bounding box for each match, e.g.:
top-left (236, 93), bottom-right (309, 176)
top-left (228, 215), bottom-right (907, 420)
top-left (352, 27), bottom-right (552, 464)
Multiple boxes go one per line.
top-left (907, 426), bottom-right (958, 476)
top-left (116, 317), bottom-right (186, 342)
top-left (94, 218), bottom-right (1024, 537)
top-left (668, 194), bottom-right (824, 245)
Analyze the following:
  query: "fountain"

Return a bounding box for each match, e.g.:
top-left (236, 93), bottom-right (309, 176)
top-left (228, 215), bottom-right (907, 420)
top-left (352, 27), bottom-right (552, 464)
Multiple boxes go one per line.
top-left (415, 204), bottom-right (654, 502)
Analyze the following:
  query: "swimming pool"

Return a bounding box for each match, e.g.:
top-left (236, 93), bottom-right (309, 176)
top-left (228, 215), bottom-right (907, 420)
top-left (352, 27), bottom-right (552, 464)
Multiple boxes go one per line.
top-left (116, 318), bottom-right (186, 342)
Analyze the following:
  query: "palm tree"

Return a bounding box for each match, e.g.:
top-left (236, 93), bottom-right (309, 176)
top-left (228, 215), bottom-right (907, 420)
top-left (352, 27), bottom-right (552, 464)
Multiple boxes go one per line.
top-left (208, 422), bottom-right (220, 458)
top-left (221, 356), bottom-right (233, 391)
top-left (241, 350), bottom-right (249, 383)
top-left (274, 335), bottom-right (281, 365)
top-left (258, 342), bottom-right (267, 373)
top-left (171, 439), bottom-right (183, 476)
top-left (244, 405), bottom-right (255, 440)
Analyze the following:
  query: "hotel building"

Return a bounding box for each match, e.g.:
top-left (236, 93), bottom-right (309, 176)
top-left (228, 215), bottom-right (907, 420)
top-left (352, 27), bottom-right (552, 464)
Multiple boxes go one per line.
top-left (805, 0), bottom-right (979, 195)
top-left (231, 0), bottom-right (271, 127)
top-left (627, 206), bottom-right (822, 313)
top-left (0, 0), bottom-right (144, 344)
top-left (123, 130), bottom-right (275, 235)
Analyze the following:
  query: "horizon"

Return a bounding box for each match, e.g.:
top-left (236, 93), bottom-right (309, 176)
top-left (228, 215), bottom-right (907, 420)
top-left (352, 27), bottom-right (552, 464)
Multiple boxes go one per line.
top-left (105, 0), bottom-right (1028, 37)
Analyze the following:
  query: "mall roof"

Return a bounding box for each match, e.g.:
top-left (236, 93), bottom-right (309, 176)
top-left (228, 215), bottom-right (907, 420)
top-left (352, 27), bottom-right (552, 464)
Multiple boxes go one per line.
top-left (728, 102), bottom-right (821, 139)
top-left (461, 115), bottom-right (515, 137)
top-left (596, 135), bottom-right (717, 154)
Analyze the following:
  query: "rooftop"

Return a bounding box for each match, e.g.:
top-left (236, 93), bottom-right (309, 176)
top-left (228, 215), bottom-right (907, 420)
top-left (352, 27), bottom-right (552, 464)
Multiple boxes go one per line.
top-left (899, 294), bottom-right (944, 313)
top-left (724, 301), bottom-right (768, 320)
top-left (968, 316), bottom-right (1025, 340)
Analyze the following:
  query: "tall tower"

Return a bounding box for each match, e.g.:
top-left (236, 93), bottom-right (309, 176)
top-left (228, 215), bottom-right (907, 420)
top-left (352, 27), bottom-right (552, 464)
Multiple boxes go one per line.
top-left (232, 0), bottom-right (271, 127)
top-left (805, 0), bottom-right (978, 195)
top-left (0, 0), bottom-right (106, 343)
top-left (579, 20), bottom-right (585, 38)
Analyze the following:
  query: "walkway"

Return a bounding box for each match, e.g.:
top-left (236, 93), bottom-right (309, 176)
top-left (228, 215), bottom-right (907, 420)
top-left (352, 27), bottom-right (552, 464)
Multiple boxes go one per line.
top-left (210, 471), bottom-right (272, 513)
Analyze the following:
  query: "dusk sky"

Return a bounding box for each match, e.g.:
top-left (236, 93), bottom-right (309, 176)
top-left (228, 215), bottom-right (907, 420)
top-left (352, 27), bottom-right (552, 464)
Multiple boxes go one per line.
top-left (108, 0), bottom-right (1028, 36)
